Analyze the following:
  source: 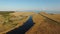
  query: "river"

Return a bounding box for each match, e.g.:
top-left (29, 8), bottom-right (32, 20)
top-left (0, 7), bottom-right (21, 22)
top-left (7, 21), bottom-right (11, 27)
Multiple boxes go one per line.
top-left (6, 16), bottom-right (35, 34)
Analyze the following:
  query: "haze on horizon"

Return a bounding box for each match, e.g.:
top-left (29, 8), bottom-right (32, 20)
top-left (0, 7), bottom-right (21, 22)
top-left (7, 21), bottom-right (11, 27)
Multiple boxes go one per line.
top-left (0, 0), bottom-right (60, 11)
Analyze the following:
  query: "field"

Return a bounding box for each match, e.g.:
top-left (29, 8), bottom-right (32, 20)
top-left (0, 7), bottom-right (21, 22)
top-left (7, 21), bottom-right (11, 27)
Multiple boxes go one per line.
top-left (0, 11), bottom-right (60, 34)
top-left (25, 12), bottom-right (60, 34)
top-left (0, 11), bottom-right (34, 34)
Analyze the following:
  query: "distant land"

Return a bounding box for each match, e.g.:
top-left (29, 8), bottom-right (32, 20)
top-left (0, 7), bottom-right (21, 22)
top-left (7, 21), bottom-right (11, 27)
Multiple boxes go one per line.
top-left (0, 10), bottom-right (60, 14)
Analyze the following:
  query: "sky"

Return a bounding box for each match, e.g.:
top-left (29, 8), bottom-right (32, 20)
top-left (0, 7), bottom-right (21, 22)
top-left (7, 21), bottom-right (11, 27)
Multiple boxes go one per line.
top-left (0, 0), bottom-right (60, 11)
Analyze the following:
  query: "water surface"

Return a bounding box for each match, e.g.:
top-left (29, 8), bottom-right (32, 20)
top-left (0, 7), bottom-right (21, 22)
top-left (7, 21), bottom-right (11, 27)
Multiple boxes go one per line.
top-left (6, 16), bottom-right (34, 34)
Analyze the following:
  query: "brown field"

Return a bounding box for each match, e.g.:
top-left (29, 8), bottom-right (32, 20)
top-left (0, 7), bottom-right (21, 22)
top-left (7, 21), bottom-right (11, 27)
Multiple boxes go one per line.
top-left (50, 14), bottom-right (60, 21)
top-left (0, 12), bottom-right (35, 34)
top-left (39, 12), bottom-right (60, 23)
top-left (25, 12), bottom-right (60, 34)
top-left (0, 12), bottom-right (60, 34)
top-left (10, 12), bottom-right (35, 16)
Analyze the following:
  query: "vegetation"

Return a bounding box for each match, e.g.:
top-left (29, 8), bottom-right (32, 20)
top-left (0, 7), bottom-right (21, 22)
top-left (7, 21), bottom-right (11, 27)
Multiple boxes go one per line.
top-left (26, 13), bottom-right (60, 34)
top-left (0, 12), bottom-right (30, 34)
top-left (0, 12), bottom-right (59, 34)
top-left (0, 11), bottom-right (14, 17)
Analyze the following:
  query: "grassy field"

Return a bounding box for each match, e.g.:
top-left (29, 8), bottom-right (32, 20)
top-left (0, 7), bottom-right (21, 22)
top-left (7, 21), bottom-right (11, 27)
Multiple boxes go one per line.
top-left (26, 14), bottom-right (45, 34)
top-left (0, 11), bottom-right (32, 34)
top-left (39, 12), bottom-right (60, 23)
top-left (48, 14), bottom-right (60, 22)
top-left (26, 13), bottom-right (60, 34)
top-left (0, 12), bottom-right (60, 34)
top-left (0, 11), bottom-right (14, 17)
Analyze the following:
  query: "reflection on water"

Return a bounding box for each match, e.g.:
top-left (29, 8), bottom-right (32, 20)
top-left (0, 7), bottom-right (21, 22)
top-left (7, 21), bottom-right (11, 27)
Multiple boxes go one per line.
top-left (6, 16), bottom-right (35, 34)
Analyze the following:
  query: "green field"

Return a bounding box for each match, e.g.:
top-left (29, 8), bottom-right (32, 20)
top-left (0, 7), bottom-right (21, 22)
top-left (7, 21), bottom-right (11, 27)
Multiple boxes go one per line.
top-left (0, 11), bottom-right (15, 17)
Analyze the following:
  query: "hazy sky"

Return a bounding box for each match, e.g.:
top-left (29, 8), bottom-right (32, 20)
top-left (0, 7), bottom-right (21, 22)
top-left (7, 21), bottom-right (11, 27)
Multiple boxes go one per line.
top-left (0, 0), bottom-right (60, 11)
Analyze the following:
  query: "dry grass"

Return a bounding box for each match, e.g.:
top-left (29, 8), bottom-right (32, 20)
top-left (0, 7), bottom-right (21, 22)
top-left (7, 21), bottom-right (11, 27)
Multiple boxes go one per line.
top-left (2, 16), bottom-right (29, 34)
top-left (10, 12), bottom-right (35, 16)
top-left (25, 14), bottom-right (45, 34)
top-left (0, 12), bottom-right (34, 34)
top-left (25, 13), bottom-right (60, 34)
top-left (40, 12), bottom-right (60, 23)
top-left (0, 12), bottom-right (60, 34)
top-left (50, 14), bottom-right (60, 21)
